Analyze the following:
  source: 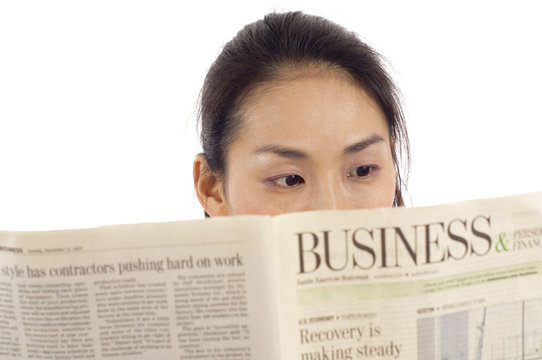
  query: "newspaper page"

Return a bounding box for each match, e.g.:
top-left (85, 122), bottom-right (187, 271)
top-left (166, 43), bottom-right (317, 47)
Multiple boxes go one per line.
top-left (0, 216), bottom-right (279, 360)
top-left (273, 191), bottom-right (542, 360)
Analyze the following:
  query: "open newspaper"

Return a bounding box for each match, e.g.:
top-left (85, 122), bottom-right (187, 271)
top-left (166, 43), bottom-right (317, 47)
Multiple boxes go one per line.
top-left (1, 192), bottom-right (541, 360)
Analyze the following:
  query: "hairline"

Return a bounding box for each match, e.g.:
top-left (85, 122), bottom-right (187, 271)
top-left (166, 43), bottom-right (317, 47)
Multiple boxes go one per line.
top-left (221, 62), bottom-right (395, 178)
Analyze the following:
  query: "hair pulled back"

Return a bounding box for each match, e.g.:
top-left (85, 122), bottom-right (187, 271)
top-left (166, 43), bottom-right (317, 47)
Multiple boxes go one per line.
top-left (199, 11), bottom-right (409, 206)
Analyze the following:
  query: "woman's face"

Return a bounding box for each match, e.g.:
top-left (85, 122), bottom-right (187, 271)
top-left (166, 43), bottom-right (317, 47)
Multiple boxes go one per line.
top-left (198, 70), bottom-right (397, 216)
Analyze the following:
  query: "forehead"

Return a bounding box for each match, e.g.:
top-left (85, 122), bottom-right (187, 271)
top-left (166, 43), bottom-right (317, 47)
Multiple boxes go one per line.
top-left (234, 70), bottom-right (389, 148)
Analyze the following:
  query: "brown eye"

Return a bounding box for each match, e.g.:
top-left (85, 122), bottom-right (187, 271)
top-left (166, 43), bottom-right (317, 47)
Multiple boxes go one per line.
top-left (348, 166), bottom-right (374, 178)
top-left (273, 175), bottom-right (305, 187)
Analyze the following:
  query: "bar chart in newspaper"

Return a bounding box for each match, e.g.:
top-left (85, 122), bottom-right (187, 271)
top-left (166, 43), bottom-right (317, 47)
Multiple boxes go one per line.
top-left (418, 298), bottom-right (542, 360)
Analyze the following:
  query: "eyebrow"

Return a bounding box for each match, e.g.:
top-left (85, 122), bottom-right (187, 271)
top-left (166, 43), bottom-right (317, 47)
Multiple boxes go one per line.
top-left (343, 135), bottom-right (385, 154)
top-left (254, 145), bottom-right (307, 159)
top-left (253, 134), bottom-right (385, 159)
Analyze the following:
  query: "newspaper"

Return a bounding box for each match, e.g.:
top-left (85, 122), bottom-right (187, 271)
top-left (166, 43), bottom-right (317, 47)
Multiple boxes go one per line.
top-left (1, 192), bottom-right (541, 359)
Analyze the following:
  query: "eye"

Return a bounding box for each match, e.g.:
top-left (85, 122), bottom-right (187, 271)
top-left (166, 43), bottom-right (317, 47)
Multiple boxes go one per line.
top-left (347, 165), bottom-right (376, 178)
top-left (271, 174), bottom-right (305, 187)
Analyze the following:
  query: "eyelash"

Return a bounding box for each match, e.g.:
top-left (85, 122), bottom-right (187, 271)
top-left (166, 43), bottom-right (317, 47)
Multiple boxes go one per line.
top-left (269, 165), bottom-right (377, 188)
top-left (347, 165), bottom-right (377, 179)
top-left (269, 174), bottom-right (305, 187)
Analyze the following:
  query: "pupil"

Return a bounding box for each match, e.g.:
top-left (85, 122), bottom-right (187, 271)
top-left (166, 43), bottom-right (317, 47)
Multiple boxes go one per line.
top-left (356, 166), bottom-right (370, 177)
top-left (285, 175), bottom-right (301, 186)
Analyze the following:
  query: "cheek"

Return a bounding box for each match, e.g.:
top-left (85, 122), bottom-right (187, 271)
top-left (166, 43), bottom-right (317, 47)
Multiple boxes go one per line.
top-left (223, 170), bottom-right (268, 215)
top-left (373, 152), bottom-right (398, 207)
top-left (381, 171), bottom-right (398, 207)
top-left (350, 165), bottom-right (396, 209)
top-left (377, 166), bottom-right (397, 207)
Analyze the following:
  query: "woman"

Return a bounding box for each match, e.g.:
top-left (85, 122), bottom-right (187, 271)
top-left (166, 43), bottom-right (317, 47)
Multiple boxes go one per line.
top-left (193, 11), bottom-right (409, 217)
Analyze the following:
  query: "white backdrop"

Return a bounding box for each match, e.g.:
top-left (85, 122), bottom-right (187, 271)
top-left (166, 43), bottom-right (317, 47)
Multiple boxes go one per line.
top-left (1, 1), bottom-right (541, 230)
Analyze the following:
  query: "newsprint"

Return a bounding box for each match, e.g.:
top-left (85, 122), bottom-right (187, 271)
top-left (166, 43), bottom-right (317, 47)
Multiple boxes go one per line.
top-left (1, 192), bottom-right (541, 359)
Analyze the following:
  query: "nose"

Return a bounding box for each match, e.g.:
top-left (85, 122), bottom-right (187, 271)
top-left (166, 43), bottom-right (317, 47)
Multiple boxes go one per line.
top-left (310, 177), bottom-right (348, 211)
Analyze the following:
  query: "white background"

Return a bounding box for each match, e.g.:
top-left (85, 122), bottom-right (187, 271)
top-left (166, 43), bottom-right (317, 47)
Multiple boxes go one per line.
top-left (1, 1), bottom-right (541, 230)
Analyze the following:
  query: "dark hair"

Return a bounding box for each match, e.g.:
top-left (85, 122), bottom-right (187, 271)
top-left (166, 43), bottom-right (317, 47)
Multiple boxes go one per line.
top-left (198, 11), bottom-right (409, 209)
